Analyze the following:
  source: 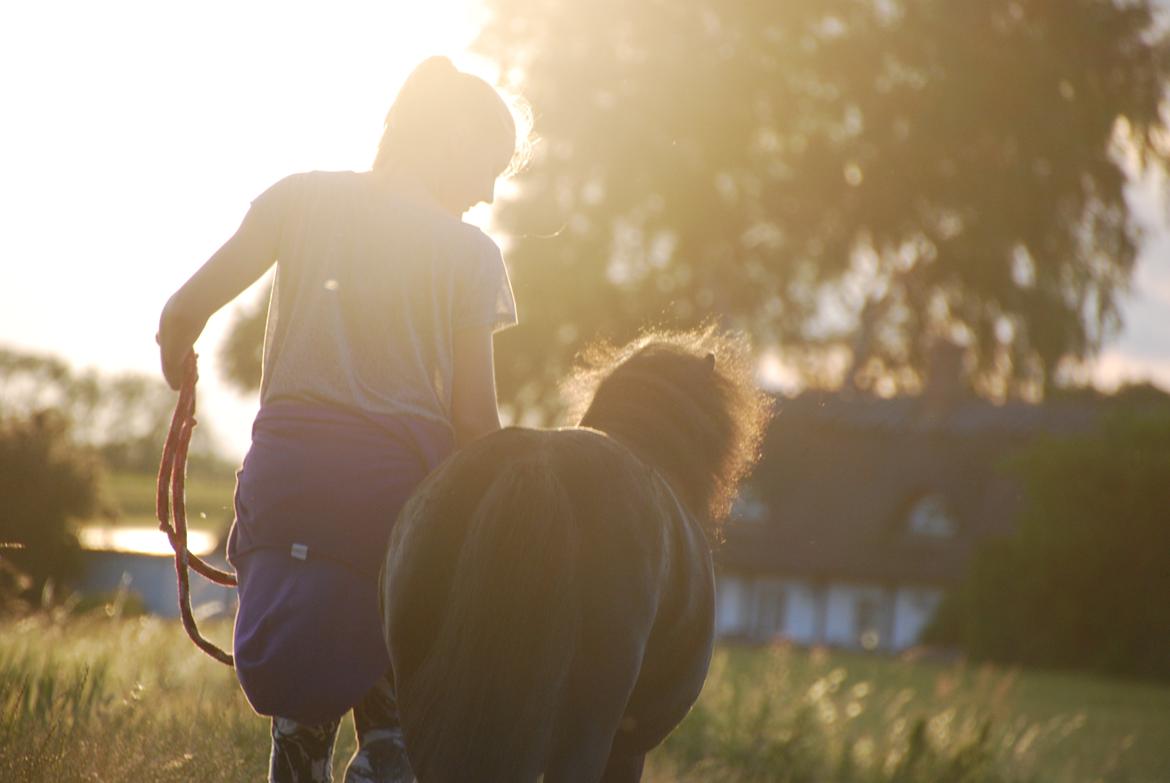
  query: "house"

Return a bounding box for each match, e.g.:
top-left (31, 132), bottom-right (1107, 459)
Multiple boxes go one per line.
top-left (72, 525), bottom-right (235, 618)
top-left (715, 377), bottom-right (1099, 653)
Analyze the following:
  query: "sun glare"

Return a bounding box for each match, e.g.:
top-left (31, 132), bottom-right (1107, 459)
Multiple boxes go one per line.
top-left (78, 525), bottom-right (218, 557)
top-left (0, 0), bottom-right (489, 457)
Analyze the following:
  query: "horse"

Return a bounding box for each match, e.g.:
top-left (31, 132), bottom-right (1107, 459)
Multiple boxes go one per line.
top-left (380, 327), bottom-right (772, 782)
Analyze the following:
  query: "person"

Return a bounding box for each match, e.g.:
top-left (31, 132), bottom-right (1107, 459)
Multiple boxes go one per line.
top-left (156, 55), bottom-right (531, 783)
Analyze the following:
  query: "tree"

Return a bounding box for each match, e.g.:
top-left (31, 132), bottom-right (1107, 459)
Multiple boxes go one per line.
top-left (0, 347), bottom-right (230, 475)
top-left (924, 404), bottom-right (1170, 679)
top-left (473, 0), bottom-right (1170, 409)
top-left (219, 289), bottom-right (269, 394)
top-left (0, 411), bottom-right (104, 608)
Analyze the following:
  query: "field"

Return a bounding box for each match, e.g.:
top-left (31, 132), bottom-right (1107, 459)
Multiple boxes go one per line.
top-left (3, 615), bottom-right (1168, 782)
top-left (103, 470), bottom-right (237, 531)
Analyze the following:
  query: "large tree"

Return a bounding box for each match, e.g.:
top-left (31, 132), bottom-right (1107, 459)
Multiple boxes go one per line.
top-left (222, 0), bottom-right (1169, 413)
top-left (479, 0), bottom-right (1169, 405)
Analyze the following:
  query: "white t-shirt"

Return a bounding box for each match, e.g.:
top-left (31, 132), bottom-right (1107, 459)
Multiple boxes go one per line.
top-left (247, 170), bottom-right (517, 428)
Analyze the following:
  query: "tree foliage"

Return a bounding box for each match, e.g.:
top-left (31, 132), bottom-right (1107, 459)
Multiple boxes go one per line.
top-left (0, 347), bottom-right (229, 475)
top-left (0, 411), bottom-right (103, 607)
top-left (219, 290), bottom-right (269, 395)
top-left (474, 0), bottom-right (1170, 408)
top-left (925, 405), bottom-right (1170, 679)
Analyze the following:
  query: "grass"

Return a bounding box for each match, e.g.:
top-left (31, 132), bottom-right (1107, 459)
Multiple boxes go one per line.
top-left (101, 470), bottom-right (237, 531)
top-left (653, 646), bottom-right (1170, 782)
top-left (2, 615), bottom-right (1168, 782)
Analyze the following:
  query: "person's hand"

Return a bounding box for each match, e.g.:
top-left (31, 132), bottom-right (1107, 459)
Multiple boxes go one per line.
top-left (157, 331), bottom-right (194, 391)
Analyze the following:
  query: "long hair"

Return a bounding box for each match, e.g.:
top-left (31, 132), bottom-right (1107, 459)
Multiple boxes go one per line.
top-left (373, 56), bottom-right (533, 179)
top-left (564, 324), bottom-right (773, 537)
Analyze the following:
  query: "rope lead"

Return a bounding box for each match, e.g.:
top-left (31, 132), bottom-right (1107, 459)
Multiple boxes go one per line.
top-left (157, 353), bottom-right (237, 667)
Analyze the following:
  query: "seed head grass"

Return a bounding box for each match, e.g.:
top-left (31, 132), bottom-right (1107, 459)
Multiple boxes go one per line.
top-left (3, 618), bottom-right (1168, 781)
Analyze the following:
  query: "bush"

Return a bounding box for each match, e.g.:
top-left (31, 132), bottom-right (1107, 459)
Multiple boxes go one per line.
top-left (925, 407), bottom-right (1170, 679)
top-left (0, 410), bottom-right (105, 608)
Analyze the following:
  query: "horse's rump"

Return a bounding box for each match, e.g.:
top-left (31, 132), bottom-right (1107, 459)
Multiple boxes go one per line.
top-left (386, 428), bottom-right (681, 782)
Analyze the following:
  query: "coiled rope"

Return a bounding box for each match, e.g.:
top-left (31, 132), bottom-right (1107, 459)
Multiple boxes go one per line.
top-left (156, 353), bottom-right (237, 666)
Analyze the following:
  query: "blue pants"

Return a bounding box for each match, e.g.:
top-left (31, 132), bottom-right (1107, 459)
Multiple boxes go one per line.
top-left (230, 403), bottom-right (453, 725)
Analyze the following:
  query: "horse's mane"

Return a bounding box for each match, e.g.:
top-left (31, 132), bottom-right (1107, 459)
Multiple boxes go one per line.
top-left (563, 324), bottom-right (773, 539)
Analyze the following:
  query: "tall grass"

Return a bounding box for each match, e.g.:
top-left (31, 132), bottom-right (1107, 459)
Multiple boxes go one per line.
top-left (645, 645), bottom-right (1170, 782)
top-left (0, 614), bottom-right (276, 781)
top-left (2, 616), bottom-right (1168, 782)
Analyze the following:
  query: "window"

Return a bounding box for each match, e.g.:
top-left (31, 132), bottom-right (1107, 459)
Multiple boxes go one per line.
top-left (854, 595), bottom-right (882, 651)
top-left (715, 575), bottom-right (749, 636)
top-left (751, 580), bottom-right (786, 640)
top-left (906, 494), bottom-right (958, 539)
top-left (731, 485), bottom-right (769, 525)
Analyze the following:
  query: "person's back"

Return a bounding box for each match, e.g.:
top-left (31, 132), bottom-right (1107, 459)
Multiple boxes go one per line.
top-left (257, 169), bottom-right (515, 427)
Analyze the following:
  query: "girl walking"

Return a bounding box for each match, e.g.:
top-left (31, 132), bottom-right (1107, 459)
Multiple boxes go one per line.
top-left (157, 56), bottom-right (530, 782)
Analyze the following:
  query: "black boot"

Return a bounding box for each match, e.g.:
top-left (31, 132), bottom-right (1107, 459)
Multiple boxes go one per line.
top-left (344, 674), bottom-right (414, 783)
top-left (270, 716), bottom-right (342, 783)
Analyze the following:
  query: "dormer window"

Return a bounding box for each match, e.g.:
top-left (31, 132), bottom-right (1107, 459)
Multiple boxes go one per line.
top-left (731, 485), bottom-right (768, 524)
top-left (906, 493), bottom-right (958, 538)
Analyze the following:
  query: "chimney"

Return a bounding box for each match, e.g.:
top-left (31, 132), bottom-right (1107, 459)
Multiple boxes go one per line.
top-left (920, 340), bottom-right (968, 419)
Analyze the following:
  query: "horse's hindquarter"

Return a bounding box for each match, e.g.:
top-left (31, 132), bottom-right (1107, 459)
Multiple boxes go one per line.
top-left (608, 477), bottom-right (716, 759)
top-left (547, 454), bottom-right (716, 777)
top-left (386, 428), bottom-right (681, 782)
top-left (383, 428), bottom-right (715, 782)
top-left (543, 449), bottom-right (703, 782)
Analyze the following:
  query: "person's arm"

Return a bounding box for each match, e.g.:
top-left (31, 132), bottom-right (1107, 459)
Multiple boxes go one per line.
top-left (450, 325), bottom-right (503, 448)
top-left (157, 212), bottom-right (279, 390)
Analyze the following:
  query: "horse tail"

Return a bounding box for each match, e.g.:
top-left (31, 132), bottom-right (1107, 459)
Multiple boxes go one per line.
top-left (388, 432), bottom-right (581, 783)
top-left (566, 324), bottom-right (773, 537)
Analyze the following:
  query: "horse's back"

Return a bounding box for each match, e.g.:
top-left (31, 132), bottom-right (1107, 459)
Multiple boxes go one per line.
top-left (384, 426), bottom-right (714, 781)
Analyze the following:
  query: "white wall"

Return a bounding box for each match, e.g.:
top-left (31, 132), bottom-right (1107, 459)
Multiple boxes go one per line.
top-left (822, 583), bottom-right (893, 650)
top-left (892, 586), bottom-right (944, 649)
top-left (715, 573), bottom-right (820, 643)
top-left (783, 582), bottom-right (821, 643)
top-left (715, 573), bottom-right (943, 652)
top-left (715, 574), bottom-right (749, 635)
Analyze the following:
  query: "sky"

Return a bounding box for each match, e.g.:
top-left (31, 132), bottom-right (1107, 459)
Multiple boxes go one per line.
top-left (0, 1), bottom-right (486, 457)
top-left (2, 1), bottom-right (1168, 460)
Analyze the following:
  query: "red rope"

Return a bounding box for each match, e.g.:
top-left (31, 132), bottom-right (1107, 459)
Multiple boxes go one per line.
top-left (157, 353), bottom-right (236, 667)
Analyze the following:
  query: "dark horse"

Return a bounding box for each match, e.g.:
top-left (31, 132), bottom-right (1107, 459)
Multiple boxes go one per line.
top-left (380, 328), bottom-right (771, 782)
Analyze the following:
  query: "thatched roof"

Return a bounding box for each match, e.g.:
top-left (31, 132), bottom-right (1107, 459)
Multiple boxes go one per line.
top-left (718, 391), bottom-right (1098, 586)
